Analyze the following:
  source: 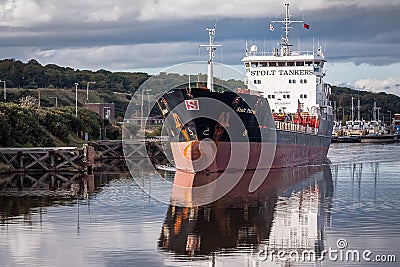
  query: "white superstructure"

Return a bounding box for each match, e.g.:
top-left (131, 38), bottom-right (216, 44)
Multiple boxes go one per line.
top-left (242, 2), bottom-right (331, 117)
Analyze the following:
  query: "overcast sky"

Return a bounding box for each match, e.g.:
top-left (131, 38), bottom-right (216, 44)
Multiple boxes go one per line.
top-left (0, 0), bottom-right (399, 94)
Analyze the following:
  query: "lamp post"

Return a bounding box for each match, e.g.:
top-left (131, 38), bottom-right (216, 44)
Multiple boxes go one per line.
top-left (339, 107), bottom-right (345, 125)
top-left (388, 110), bottom-right (392, 125)
top-left (0, 80), bottom-right (6, 101)
top-left (147, 92), bottom-right (150, 118)
top-left (50, 96), bottom-right (58, 107)
top-left (141, 89), bottom-right (151, 132)
top-left (86, 81), bottom-right (96, 102)
top-left (75, 83), bottom-right (79, 118)
top-left (376, 107), bottom-right (381, 123)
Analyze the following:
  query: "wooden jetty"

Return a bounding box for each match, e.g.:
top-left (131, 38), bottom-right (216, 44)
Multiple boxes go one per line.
top-left (0, 145), bottom-right (94, 174)
top-left (90, 139), bottom-right (169, 165)
top-left (90, 140), bottom-right (124, 159)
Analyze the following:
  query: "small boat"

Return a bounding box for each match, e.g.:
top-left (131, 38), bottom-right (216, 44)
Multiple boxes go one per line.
top-left (336, 135), bottom-right (361, 143)
top-left (361, 134), bottom-right (398, 143)
top-left (393, 114), bottom-right (400, 135)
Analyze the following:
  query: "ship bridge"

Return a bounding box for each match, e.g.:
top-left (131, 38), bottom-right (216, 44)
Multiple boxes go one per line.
top-left (241, 3), bottom-right (330, 118)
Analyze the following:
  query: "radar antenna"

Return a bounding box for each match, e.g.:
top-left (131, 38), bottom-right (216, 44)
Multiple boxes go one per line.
top-left (271, 2), bottom-right (304, 56)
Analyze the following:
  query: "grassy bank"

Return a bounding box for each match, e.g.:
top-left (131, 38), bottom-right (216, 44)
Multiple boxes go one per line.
top-left (0, 102), bottom-right (104, 147)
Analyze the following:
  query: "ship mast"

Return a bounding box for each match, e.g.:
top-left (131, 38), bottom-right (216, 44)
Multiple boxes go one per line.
top-left (200, 27), bottom-right (221, 92)
top-left (271, 2), bottom-right (303, 56)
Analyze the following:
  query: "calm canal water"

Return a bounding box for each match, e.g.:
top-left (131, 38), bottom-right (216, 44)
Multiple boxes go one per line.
top-left (1, 143), bottom-right (399, 266)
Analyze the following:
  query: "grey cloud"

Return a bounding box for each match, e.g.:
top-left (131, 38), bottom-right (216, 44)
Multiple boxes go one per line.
top-left (0, 1), bottom-right (399, 72)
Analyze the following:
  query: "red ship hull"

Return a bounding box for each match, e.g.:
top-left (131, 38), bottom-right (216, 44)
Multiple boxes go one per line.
top-left (171, 137), bottom-right (329, 173)
top-left (157, 88), bottom-right (333, 173)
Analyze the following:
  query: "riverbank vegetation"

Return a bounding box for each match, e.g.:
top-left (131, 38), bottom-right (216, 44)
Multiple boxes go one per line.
top-left (0, 102), bottom-right (103, 147)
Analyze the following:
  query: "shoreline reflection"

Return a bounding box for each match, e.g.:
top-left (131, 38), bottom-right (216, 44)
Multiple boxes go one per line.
top-left (0, 166), bottom-right (131, 224)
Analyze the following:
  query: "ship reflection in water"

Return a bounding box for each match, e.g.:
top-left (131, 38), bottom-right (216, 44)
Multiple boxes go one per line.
top-left (159, 165), bottom-right (333, 265)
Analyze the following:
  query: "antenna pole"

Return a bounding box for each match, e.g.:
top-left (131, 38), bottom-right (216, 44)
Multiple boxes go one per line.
top-left (284, 2), bottom-right (290, 45)
top-left (271, 2), bottom-right (304, 55)
top-left (200, 27), bottom-right (222, 92)
top-left (207, 28), bottom-right (215, 92)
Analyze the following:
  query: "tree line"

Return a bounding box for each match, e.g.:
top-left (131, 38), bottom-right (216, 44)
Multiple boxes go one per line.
top-left (0, 58), bottom-right (149, 92)
top-left (330, 86), bottom-right (400, 123)
top-left (1, 58), bottom-right (399, 124)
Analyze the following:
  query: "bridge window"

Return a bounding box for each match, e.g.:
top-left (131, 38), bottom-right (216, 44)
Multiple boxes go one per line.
top-left (300, 94), bottom-right (307, 99)
top-left (287, 62), bottom-right (295, 66)
top-left (305, 61), bottom-right (313, 66)
top-left (269, 62), bottom-right (277, 67)
top-left (251, 62), bottom-right (258, 67)
top-left (254, 80), bottom-right (261, 84)
top-left (278, 62), bottom-right (286, 67)
top-left (259, 62), bottom-right (268, 67)
top-left (296, 61), bottom-right (305, 66)
top-left (314, 62), bottom-right (321, 72)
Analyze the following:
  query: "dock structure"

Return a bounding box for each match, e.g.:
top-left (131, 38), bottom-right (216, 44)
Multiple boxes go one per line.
top-left (0, 145), bottom-right (94, 174)
top-left (90, 139), bottom-right (169, 165)
top-left (90, 140), bottom-right (124, 159)
top-left (0, 139), bottom-right (169, 174)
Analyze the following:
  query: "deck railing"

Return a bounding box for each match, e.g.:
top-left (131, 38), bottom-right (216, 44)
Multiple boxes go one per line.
top-left (245, 50), bottom-right (316, 57)
top-left (275, 121), bottom-right (318, 135)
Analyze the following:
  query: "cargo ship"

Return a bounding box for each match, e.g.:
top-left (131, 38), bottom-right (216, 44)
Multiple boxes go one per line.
top-left (157, 2), bottom-right (333, 173)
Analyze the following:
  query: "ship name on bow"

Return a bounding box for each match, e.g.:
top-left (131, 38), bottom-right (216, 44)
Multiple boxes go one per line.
top-left (236, 107), bottom-right (256, 115)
